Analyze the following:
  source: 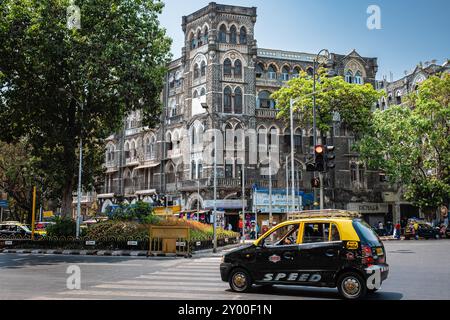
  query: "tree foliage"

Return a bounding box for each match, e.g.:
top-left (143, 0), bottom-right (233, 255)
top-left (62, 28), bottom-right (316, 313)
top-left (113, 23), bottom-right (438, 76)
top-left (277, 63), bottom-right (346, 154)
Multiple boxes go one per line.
top-left (272, 69), bottom-right (382, 137)
top-left (0, 0), bottom-right (172, 216)
top-left (357, 74), bottom-right (450, 213)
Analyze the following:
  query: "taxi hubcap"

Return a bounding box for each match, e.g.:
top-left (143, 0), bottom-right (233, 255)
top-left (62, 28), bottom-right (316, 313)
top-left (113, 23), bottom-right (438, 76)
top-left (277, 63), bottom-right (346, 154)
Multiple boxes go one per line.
top-left (343, 278), bottom-right (360, 296)
top-left (232, 273), bottom-right (247, 289)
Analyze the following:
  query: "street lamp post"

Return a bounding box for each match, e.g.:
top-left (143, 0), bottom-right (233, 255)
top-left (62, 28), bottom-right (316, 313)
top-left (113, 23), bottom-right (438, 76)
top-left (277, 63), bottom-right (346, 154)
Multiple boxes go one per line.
top-left (201, 102), bottom-right (218, 253)
top-left (312, 49), bottom-right (332, 211)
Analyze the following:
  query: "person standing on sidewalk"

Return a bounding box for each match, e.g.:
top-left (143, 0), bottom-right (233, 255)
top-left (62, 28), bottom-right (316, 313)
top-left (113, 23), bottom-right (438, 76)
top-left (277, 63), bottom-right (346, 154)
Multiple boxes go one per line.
top-left (394, 223), bottom-right (401, 239)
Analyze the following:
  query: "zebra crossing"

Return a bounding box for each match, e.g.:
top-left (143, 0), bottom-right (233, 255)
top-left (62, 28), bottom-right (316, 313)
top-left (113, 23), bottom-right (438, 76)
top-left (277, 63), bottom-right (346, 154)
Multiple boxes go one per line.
top-left (40, 257), bottom-right (243, 300)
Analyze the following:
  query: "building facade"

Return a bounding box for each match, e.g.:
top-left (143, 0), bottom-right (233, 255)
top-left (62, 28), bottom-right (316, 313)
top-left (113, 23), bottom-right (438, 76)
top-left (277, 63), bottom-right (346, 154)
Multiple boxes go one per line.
top-left (95, 3), bottom-right (443, 229)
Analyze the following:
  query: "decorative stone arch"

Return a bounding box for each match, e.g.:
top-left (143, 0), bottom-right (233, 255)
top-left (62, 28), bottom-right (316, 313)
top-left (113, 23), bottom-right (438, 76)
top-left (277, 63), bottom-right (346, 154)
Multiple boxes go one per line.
top-left (344, 58), bottom-right (367, 78)
top-left (221, 50), bottom-right (247, 66)
top-left (186, 192), bottom-right (204, 210)
top-left (412, 73), bottom-right (426, 87)
top-left (191, 53), bottom-right (208, 72)
top-left (281, 63), bottom-right (292, 74)
top-left (267, 62), bottom-right (279, 73)
top-left (292, 65), bottom-right (304, 72)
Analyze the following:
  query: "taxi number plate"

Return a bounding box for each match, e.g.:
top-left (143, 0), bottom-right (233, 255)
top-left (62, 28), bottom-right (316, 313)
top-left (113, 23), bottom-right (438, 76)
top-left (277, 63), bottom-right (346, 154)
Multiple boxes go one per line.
top-left (376, 248), bottom-right (384, 256)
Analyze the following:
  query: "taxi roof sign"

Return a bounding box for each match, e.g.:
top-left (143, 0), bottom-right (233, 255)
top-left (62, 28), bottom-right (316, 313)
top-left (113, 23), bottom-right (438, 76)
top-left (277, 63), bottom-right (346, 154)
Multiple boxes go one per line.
top-left (287, 209), bottom-right (361, 220)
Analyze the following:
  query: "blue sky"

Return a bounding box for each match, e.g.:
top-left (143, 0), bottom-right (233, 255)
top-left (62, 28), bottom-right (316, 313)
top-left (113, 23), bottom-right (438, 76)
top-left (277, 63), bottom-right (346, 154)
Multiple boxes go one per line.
top-left (159, 0), bottom-right (450, 81)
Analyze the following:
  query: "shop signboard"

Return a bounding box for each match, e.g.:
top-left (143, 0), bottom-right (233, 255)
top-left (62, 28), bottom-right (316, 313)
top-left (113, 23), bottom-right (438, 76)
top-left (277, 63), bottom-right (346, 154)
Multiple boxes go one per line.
top-left (347, 203), bottom-right (389, 214)
top-left (203, 200), bottom-right (243, 210)
top-left (252, 189), bottom-right (306, 213)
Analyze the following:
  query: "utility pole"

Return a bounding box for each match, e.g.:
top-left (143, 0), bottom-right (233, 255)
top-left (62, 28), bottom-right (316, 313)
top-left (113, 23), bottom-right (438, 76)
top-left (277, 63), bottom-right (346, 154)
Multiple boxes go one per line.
top-left (285, 155), bottom-right (289, 213)
top-left (31, 186), bottom-right (37, 240)
top-left (241, 163), bottom-right (245, 242)
top-left (289, 99), bottom-right (296, 212)
top-left (269, 149), bottom-right (273, 228)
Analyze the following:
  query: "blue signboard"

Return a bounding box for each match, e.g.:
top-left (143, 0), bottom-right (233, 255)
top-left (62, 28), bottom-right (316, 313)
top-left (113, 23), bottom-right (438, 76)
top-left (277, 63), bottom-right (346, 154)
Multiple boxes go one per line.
top-left (0, 200), bottom-right (8, 208)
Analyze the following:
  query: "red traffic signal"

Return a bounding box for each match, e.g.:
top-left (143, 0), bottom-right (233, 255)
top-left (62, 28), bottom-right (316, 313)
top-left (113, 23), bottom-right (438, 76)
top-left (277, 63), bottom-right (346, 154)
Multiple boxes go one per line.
top-left (315, 145), bottom-right (324, 155)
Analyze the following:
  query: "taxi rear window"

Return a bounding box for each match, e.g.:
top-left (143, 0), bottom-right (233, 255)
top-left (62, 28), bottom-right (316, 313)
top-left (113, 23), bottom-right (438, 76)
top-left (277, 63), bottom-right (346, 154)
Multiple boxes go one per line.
top-left (352, 220), bottom-right (381, 247)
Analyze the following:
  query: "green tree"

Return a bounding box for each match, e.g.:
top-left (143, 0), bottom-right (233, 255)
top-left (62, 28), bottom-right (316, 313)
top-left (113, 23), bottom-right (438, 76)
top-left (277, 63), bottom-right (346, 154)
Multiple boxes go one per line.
top-left (272, 69), bottom-right (382, 137)
top-left (357, 74), bottom-right (450, 220)
top-left (0, 0), bottom-right (172, 216)
top-left (0, 139), bottom-right (56, 222)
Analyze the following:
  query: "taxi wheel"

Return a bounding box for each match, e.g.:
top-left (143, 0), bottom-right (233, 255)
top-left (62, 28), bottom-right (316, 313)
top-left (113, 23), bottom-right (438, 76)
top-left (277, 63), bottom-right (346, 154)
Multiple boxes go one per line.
top-left (229, 268), bottom-right (252, 293)
top-left (337, 273), bottom-right (367, 300)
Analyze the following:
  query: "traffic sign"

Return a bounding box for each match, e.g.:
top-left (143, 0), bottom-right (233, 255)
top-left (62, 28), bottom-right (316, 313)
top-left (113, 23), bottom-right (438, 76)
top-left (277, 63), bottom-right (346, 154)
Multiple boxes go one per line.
top-left (0, 200), bottom-right (8, 208)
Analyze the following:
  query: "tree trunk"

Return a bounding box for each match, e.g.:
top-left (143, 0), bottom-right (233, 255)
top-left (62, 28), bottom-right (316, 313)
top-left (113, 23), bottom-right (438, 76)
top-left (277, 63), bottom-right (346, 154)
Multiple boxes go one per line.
top-left (61, 180), bottom-right (74, 219)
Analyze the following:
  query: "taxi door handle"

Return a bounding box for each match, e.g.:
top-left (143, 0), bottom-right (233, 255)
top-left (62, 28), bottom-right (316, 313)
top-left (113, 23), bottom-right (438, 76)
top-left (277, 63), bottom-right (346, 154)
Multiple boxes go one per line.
top-left (325, 249), bottom-right (336, 257)
top-left (283, 252), bottom-right (294, 260)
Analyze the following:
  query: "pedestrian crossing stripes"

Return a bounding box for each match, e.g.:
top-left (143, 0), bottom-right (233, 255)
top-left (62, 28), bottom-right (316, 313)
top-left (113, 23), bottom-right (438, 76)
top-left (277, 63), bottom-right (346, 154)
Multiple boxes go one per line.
top-left (40, 257), bottom-right (236, 300)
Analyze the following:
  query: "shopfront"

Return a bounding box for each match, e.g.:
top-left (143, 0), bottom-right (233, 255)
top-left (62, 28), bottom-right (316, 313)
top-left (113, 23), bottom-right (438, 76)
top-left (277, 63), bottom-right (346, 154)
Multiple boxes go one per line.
top-left (347, 203), bottom-right (390, 227)
top-left (203, 200), bottom-right (243, 231)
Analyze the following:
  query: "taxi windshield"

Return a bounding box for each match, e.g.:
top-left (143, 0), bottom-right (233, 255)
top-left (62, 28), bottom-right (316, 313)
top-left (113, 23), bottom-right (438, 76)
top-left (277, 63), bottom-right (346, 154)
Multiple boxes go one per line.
top-left (262, 224), bottom-right (299, 246)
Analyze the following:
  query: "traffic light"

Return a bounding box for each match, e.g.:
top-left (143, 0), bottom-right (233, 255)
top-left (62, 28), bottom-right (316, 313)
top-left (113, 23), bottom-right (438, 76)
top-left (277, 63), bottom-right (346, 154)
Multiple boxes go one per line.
top-left (311, 177), bottom-right (320, 189)
top-left (314, 145), bottom-right (325, 172)
top-left (325, 146), bottom-right (336, 170)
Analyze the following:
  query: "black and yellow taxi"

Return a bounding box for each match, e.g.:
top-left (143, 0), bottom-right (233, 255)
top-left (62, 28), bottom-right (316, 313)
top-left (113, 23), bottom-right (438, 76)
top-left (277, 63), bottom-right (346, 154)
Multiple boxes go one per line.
top-left (220, 211), bottom-right (389, 300)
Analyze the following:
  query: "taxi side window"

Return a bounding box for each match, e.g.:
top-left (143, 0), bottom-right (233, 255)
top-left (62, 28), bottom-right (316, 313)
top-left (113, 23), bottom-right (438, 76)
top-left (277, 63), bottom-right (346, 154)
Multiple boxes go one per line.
top-left (263, 224), bottom-right (299, 247)
top-left (330, 224), bottom-right (341, 241)
top-left (303, 223), bottom-right (330, 243)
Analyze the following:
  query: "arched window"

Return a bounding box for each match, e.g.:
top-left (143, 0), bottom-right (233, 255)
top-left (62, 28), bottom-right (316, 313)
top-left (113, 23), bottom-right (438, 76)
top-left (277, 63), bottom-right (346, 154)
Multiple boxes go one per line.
top-left (200, 87), bottom-right (206, 96)
top-left (229, 25), bottom-right (237, 44)
top-left (396, 91), bottom-right (402, 105)
top-left (234, 87), bottom-right (243, 114)
top-left (256, 63), bottom-right (264, 78)
top-left (198, 161), bottom-right (203, 179)
top-left (307, 67), bottom-right (314, 77)
top-left (193, 64), bottom-right (200, 79)
top-left (200, 61), bottom-right (206, 77)
top-left (282, 66), bottom-right (290, 81)
top-left (350, 162), bottom-right (357, 183)
top-left (234, 59), bottom-right (242, 78)
top-left (193, 90), bottom-right (198, 99)
top-left (124, 142), bottom-right (130, 159)
top-left (345, 70), bottom-right (353, 83)
top-left (191, 160), bottom-right (196, 179)
top-left (197, 29), bottom-right (202, 47)
top-left (294, 128), bottom-right (302, 150)
top-left (258, 91), bottom-right (275, 109)
top-left (218, 24), bottom-right (227, 43)
top-left (354, 71), bottom-right (363, 84)
top-left (223, 58), bottom-right (232, 76)
top-left (239, 27), bottom-right (247, 44)
top-left (150, 136), bottom-right (155, 158)
top-left (203, 26), bottom-right (209, 44)
top-left (268, 127), bottom-right (278, 149)
top-left (223, 86), bottom-right (232, 113)
top-left (268, 64), bottom-right (277, 80)
top-left (167, 133), bottom-right (173, 151)
top-left (130, 141), bottom-right (136, 159)
top-left (189, 32), bottom-right (196, 50)
top-left (293, 67), bottom-right (301, 78)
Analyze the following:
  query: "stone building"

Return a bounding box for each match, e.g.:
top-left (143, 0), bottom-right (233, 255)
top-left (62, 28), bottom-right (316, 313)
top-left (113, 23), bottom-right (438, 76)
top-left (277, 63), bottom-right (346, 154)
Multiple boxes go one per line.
top-left (96, 3), bottom-right (400, 229)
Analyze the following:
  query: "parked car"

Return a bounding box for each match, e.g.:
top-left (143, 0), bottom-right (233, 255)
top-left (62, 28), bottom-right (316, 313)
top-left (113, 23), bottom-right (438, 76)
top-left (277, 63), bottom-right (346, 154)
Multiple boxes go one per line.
top-left (0, 222), bottom-right (33, 238)
top-left (404, 219), bottom-right (440, 240)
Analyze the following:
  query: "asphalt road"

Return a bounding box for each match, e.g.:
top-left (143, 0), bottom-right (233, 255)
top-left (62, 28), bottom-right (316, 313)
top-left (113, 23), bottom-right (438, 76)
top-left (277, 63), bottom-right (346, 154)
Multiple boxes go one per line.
top-left (0, 240), bottom-right (449, 300)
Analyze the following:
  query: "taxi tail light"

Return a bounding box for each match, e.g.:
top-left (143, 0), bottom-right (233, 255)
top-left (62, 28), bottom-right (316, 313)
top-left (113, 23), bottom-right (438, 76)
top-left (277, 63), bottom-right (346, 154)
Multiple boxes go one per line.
top-left (362, 245), bottom-right (374, 266)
